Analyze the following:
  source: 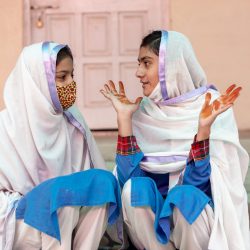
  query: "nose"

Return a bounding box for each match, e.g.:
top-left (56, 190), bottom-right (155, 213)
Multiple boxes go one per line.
top-left (69, 75), bottom-right (74, 83)
top-left (135, 65), bottom-right (144, 78)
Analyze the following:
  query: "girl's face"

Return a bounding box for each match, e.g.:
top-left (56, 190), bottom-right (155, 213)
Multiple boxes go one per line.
top-left (55, 57), bottom-right (74, 87)
top-left (55, 56), bottom-right (76, 110)
top-left (136, 46), bottom-right (159, 96)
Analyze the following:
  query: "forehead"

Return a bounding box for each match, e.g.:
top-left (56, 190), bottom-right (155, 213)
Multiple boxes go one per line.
top-left (138, 46), bottom-right (158, 61)
top-left (56, 57), bottom-right (73, 72)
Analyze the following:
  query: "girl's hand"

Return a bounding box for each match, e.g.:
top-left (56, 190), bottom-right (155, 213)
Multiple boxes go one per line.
top-left (100, 80), bottom-right (142, 118)
top-left (197, 84), bottom-right (242, 140)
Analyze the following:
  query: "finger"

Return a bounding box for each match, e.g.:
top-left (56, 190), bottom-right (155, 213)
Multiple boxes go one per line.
top-left (225, 84), bottom-right (236, 95)
top-left (227, 93), bottom-right (240, 104)
top-left (219, 94), bottom-right (227, 104)
top-left (108, 80), bottom-right (119, 95)
top-left (224, 87), bottom-right (241, 104)
top-left (215, 103), bottom-right (233, 115)
top-left (100, 89), bottom-right (111, 99)
top-left (213, 99), bottom-right (220, 111)
top-left (205, 92), bottom-right (212, 103)
top-left (135, 97), bottom-right (143, 105)
top-left (104, 84), bottom-right (111, 92)
top-left (229, 86), bottom-right (242, 97)
top-left (119, 81), bottom-right (126, 96)
top-left (219, 85), bottom-right (237, 104)
top-left (203, 92), bottom-right (212, 108)
top-left (119, 96), bottom-right (131, 104)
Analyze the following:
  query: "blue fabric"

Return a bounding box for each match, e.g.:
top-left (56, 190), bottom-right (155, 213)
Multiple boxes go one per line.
top-left (116, 152), bottom-right (169, 195)
top-left (157, 185), bottom-right (210, 244)
top-left (16, 169), bottom-right (121, 242)
top-left (184, 156), bottom-right (212, 199)
top-left (131, 177), bottom-right (165, 244)
top-left (145, 172), bottom-right (169, 196)
top-left (116, 152), bottom-right (145, 188)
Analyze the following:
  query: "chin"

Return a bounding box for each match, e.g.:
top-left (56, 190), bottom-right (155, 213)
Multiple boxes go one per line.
top-left (143, 89), bottom-right (151, 97)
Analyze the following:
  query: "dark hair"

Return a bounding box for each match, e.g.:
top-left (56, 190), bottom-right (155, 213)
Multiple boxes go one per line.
top-left (56, 46), bottom-right (73, 65)
top-left (140, 30), bottom-right (162, 56)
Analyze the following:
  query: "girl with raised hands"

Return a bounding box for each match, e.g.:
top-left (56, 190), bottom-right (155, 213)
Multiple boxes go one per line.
top-left (101, 30), bottom-right (249, 250)
top-left (0, 42), bottom-right (121, 250)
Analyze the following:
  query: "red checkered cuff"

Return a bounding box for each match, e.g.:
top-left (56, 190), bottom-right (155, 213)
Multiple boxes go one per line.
top-left (117, 135), bottom-right (141, 156)
top-left (188, 135), bottom-right (209, 162)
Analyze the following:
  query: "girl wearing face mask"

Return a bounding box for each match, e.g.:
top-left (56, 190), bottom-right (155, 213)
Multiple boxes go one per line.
top-left (0, 42), bottom-right (121, 250)
top-left (101, 31), bottom-right (249, 250)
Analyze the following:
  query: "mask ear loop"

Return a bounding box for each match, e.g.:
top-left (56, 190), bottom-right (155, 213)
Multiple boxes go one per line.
top-left (159, 30), bottom-right (169, 101)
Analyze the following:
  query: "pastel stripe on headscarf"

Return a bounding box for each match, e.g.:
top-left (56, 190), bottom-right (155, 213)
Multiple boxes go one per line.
top-left (42, 42), bottom-right (65, 113)
top-left (159, 30), bottom-right (168, 100)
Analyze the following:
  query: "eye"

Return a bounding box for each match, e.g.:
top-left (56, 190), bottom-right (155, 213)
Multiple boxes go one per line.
top-left (57, 75), bottom-right (66, 80)
top-left (144, 61), bottom-right (150, 67)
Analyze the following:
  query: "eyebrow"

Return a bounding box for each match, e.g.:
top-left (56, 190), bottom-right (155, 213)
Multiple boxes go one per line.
top-left (137, 56), bottom-right (153, 62)
top-left (56, 69), bottom-right (74, 74)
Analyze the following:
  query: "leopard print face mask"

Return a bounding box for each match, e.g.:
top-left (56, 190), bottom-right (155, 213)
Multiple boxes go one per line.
top-left (56, 81), bottom-right (76, 110)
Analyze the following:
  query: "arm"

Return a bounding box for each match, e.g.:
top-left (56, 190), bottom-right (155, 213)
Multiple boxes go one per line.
top-left (196, 84), bottom-right (241, 141)
top-left (116, 135), bottom-right (145, 187)
top-left (100, 81), bottom-right (143, 187)
top-left (183, 136), bottom-right (211, 198)
top-left (184, 84), bottom-right (242, 197)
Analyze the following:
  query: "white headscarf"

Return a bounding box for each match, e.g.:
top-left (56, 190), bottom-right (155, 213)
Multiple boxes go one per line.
top-left (0, 42), bottom-right (105, 195)
top-left (132, 31), bottom-right (249, 249)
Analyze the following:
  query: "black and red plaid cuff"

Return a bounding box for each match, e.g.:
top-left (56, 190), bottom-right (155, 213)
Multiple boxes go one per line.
top-left (188, 135), bottom-right (209, 162)
top-left (117, 135), bottom-right (141, 156)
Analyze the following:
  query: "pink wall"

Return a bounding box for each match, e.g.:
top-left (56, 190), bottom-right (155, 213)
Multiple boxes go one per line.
top-left (0, 0), bottom-right (23, 109)
top-left (170, 0), bottom-right (250, 130)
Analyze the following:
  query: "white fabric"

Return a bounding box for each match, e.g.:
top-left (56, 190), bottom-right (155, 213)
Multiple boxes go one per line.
top-left (13, 205), bottom-right (107, 250)
top-left (0, 42), bottom-right (106, 249)
top-left (153, 31), bottom-right (207, 103)
top-left (122, 180), bottom-right (214, 250)
top-left (132, 31), bottom-right (249, 249)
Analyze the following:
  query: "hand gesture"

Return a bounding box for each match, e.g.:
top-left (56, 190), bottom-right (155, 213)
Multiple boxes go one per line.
top-left (197, 84), bottom-right (241, 140)
top-left (100, 80), bottom-right (142, 118)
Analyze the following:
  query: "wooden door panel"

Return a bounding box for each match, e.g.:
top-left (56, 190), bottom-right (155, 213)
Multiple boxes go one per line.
top-left (83, 13), bottom-right (112, 56)
top-left (119, 12), bottom-right (147, 55)
top-left (83, 63), bottom-right (111, 107)
top-left (120, 62), bottom-right (141, 101)
top-left (46, 14), bottom-right (75, 51)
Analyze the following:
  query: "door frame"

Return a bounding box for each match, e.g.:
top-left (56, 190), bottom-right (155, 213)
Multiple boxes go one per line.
top-left (23, 0), bottom-right (31, 46)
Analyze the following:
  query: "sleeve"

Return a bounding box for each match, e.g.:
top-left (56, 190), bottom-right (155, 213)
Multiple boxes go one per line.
top-left (116, 135), bottom-right (145, 188)
top-left (183, 135), bottom-right (212, 199)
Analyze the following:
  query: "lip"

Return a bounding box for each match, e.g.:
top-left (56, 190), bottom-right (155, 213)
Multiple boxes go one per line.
top-left (141, 81), bottom-right (149, 85)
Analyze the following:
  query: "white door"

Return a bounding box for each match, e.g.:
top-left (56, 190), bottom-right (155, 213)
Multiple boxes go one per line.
top-left (27, 0), bottom-right (169, 129)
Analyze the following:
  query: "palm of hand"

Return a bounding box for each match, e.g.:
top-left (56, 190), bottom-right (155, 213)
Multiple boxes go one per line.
top-left (199, 84), bottom-right (241, 128)
top-left (100, 80), bottom-right (142, 116)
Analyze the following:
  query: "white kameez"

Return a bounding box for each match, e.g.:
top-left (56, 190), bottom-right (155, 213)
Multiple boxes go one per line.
top-left (122, 180), bottom-right (214, 250)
